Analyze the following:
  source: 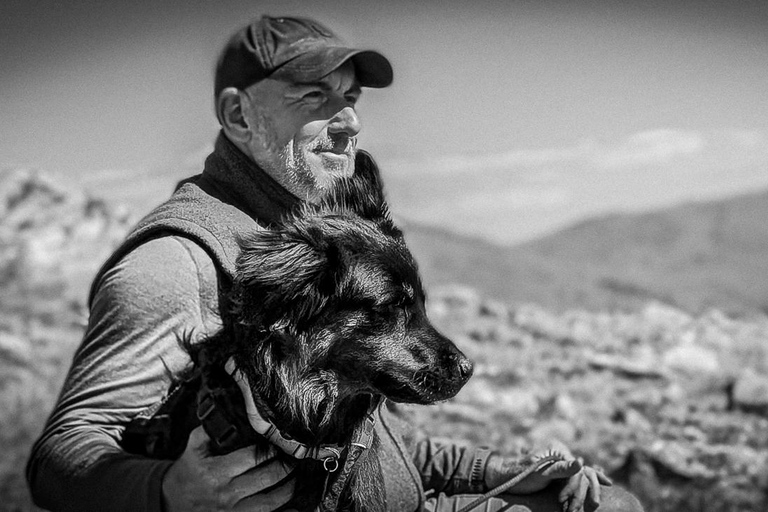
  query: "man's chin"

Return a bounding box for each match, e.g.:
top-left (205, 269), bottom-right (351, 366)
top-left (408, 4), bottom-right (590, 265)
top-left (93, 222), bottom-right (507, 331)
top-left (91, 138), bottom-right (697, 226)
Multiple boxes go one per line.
top-left (311, 152), bottom-right (355, 180)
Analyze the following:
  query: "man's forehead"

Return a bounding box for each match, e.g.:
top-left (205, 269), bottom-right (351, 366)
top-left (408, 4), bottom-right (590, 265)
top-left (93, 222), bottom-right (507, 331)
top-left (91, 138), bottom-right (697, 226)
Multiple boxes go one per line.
top-left (289, 63), bottom-right (361, 91)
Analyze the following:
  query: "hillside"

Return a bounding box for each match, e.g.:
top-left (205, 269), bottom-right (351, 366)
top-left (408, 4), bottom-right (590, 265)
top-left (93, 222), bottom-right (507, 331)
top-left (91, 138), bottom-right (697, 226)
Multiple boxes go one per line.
top-left (405, 188), bottom-right (768, 316)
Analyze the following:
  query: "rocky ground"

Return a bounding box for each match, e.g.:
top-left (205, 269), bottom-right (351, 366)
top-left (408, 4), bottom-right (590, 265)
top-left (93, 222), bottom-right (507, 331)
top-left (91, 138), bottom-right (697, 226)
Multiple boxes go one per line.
top-left (411, 286), bottom-right (768, 511)
top-left (2, 168), bottom-right (768, 511)
top-left (0, 168), bottom-right (134, 511)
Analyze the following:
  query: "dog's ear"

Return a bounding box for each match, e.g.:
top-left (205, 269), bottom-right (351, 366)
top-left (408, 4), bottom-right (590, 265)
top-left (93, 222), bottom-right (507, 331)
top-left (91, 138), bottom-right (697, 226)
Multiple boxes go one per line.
top-left (351, 149), bottom-right (386, 212)
top-left (354, 151), bottom-right (407, 240)
top-left (234, 224), bottom-right (339, 331)
top-left (322, 150), bottom-right (389, 220)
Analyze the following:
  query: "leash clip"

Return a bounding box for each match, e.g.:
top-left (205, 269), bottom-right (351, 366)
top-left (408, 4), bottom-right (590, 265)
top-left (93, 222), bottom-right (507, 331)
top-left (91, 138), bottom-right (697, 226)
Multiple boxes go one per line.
top-left (322, 447), bottom-right (341, 472)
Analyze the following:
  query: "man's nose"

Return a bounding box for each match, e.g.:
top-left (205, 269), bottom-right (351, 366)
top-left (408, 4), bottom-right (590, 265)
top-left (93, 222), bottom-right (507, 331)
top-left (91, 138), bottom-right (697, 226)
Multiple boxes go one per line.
top-left (327, 106), bottom-right (361, 138)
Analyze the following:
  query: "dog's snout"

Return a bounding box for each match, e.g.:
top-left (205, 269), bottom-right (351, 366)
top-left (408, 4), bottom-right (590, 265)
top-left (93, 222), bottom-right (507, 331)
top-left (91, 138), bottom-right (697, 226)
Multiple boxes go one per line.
top-left (443, 351), bottom-right (473, 381)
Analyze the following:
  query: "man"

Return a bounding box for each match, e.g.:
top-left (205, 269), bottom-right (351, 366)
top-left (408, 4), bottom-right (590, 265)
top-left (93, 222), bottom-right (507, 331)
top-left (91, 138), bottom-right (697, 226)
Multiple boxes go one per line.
top-left (27, 15), bottom-right (642, 512)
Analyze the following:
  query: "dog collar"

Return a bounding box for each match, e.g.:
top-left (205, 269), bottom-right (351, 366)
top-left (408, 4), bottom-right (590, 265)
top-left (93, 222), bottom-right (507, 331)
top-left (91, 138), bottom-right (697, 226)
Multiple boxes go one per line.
top-left (225, 358), bottom-right (378, 467)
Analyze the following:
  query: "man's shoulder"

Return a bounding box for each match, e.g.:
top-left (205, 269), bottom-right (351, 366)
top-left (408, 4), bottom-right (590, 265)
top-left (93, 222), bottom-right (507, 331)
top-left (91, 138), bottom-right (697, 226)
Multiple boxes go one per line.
top-left (119, 235), bottom-right (213, 270)
top-left (104, 235), bottom-right (214, 289)
top-left (93, 235), bottom-right (219, 314)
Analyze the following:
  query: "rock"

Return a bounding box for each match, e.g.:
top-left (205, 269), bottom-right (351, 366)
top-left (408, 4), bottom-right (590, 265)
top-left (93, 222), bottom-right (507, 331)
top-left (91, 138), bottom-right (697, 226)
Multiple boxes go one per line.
top-left (0, 331), bottom-right (31, 366)
top-left (528, 419), bottom-right (578, 446)
top-left (661, 382), bottom-right (686, 404)
top-left (729, 369), bottom-right (768, 416)
top-left (624, 408), bottom-right (653, 433)
top-left (0, 168), bottom-right (133, 293)
top-left (587, 352), bottom-right (667, 380)
top-left (681, 425), bottom-right (707, 443)
top-left (478, 298), bottom-right (511, 322)
top-left (552, 393), bottom-right (578, 421)
top-left (623, 386), bottom-right (666, 411)
top-left (498, 389), bottom-right (541, 418)
top-left (457, 379), bottom-right (540, 418)
top-left (641, 301), bottom-right (692, 330)
top-left (662, 344), bottom-right (721, 378)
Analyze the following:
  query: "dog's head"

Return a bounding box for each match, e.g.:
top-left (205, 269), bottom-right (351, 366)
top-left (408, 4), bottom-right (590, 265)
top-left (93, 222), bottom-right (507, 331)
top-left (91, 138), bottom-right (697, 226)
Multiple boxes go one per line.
top-left (229, 153), bottom-right (472, 407)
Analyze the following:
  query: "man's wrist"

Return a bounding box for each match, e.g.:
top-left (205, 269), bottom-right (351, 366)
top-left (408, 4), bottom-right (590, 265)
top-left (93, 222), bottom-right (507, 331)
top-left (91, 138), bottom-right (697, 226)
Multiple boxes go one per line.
top-left (484, 453), bottom-right (531, 490)
top-left (470, 447), bottom-right (494, 492)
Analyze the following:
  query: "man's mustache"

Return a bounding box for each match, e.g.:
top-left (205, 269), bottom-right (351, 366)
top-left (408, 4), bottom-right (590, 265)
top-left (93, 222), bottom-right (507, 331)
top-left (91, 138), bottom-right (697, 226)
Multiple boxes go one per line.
top-left (312, 136), bottom-right (356, 155)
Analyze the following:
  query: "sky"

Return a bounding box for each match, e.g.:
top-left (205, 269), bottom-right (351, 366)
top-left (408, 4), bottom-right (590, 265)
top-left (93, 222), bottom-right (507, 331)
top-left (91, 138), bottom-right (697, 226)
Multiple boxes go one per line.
top-left (2, 0), bottom-right (768, 244)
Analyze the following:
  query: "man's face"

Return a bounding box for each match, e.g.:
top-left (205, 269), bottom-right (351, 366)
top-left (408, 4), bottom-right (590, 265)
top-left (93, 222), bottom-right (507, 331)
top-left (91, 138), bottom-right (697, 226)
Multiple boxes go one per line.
top-left (240, 60), bottom-right (363, 201)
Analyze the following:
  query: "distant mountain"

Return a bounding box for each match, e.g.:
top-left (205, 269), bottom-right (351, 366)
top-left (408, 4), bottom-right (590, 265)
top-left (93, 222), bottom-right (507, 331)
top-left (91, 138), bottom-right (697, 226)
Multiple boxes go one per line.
top-left (403, 188), bottom-right (768, 316)
top-left (7, 165), bottom-right (768, 316)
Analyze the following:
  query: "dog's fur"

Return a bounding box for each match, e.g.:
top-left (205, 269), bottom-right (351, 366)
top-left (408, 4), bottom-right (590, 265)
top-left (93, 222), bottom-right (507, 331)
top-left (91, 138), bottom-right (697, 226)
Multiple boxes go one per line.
top-left (189, 153), bottom-right (473, 511)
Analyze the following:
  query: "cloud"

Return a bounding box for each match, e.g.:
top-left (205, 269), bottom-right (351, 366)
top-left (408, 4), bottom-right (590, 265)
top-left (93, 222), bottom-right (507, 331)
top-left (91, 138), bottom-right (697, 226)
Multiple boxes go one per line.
top-left (383, 146), bottom-right (578, 178)
top-left (384, 128), bottom-right (715, 177)
top-left (589, 129), bottom-right (706, 169)
top-left (381, 127), bottom-right (768, 244)
top-left (723, 129), bottom-right (765, 148)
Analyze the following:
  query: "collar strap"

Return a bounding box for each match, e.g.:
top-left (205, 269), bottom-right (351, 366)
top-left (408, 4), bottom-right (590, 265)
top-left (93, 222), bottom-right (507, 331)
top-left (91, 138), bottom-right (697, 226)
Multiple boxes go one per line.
top-left (225, 358), bottom-right (378, 462)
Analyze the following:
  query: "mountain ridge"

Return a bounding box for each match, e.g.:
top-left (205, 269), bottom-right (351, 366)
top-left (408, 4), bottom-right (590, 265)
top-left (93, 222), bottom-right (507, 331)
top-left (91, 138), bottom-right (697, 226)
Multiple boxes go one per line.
top-left (405, 186), bottom-right (768, 316)
top-left (5, 165), bottom-right (768, 316)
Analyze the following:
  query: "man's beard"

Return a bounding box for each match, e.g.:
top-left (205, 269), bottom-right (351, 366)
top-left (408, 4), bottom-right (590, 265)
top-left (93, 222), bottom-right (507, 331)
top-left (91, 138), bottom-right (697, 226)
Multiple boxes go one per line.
top-left (275, 138), bottom-right (357, 201)
top-left (246, 104), bottom-right (356, 201)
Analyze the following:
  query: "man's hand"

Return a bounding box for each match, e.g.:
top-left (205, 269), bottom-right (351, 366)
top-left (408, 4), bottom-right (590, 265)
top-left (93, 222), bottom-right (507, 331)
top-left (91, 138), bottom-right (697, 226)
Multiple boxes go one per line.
top-left (484, 442), bottom-right (612, 512)
top-left (162, 426), bottom-right (296, 512)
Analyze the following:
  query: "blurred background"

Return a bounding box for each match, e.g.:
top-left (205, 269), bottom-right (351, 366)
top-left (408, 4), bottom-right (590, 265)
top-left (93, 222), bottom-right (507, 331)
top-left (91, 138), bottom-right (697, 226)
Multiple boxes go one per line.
top-left (2, 0), bottom-right (768, 510)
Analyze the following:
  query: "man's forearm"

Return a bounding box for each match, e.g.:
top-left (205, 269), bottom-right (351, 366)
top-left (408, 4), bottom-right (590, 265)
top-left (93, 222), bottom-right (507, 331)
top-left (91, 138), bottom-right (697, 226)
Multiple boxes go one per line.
top-left (412, 438), bottom-right (494, 495)
top-left (28, 430), bottom-right (173, 512)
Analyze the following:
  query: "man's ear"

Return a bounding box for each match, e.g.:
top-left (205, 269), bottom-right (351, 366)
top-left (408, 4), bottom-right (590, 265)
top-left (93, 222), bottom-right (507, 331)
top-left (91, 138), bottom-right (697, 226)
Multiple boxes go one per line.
top-left (216, 87), bottom-right (249, 143)
top-left (234, 224), bottom-right (340, 330)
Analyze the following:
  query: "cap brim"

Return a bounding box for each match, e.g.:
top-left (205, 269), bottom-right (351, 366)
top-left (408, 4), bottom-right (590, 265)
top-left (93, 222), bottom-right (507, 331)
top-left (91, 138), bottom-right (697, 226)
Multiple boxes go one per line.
top-left (270, 47), bottom-right (393, 88)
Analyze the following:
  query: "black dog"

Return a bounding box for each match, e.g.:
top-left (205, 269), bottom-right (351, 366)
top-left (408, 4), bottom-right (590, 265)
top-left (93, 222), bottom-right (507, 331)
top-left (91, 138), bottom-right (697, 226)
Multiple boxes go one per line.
top-left (123, 153), bottom-right (473, 511)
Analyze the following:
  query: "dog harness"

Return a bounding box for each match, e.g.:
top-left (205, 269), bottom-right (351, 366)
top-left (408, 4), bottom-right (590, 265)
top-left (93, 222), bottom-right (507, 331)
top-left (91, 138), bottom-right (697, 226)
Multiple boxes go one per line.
top-left (224, 358), bottom-right (377, 466)
top-left (223, 358), bottom-right (380, 510)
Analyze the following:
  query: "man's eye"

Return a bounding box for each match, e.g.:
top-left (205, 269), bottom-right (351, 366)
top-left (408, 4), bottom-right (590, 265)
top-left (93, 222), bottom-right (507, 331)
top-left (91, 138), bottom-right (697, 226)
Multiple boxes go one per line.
top-left (302, 91), bottom-right (325, 101)
top-left (345, 95), bottom-right (359, 106)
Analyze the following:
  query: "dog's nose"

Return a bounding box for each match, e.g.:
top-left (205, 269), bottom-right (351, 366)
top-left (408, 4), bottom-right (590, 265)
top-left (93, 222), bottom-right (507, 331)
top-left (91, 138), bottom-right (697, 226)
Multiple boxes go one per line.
top-left (458, 357), bottom-right (474, 380)
top-left (444, 351), bottom-right (473, 380)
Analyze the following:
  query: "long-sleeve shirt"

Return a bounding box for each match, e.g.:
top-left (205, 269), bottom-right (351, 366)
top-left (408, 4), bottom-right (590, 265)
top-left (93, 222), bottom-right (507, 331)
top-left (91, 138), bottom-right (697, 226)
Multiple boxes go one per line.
top-left (26, 134), bottom-right (492, 511)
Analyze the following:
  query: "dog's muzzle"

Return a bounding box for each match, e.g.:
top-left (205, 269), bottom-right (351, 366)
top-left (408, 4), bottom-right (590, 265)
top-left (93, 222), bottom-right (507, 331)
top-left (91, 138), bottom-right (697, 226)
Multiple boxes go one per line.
top-left (413, 350), bottom-right (473, 402)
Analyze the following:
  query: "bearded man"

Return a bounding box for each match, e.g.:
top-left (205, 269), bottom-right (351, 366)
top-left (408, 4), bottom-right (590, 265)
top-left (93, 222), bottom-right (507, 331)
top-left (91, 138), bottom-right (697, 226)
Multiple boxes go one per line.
top-left (27, 15), bottom-right (642, 512)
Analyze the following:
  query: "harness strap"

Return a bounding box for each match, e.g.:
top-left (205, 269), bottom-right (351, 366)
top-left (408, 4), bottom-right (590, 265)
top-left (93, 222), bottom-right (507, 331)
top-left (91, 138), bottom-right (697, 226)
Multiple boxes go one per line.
top-left (225, 358), bottom-right (348, 461)
top-left (319, 402), bottom-right (379, 512)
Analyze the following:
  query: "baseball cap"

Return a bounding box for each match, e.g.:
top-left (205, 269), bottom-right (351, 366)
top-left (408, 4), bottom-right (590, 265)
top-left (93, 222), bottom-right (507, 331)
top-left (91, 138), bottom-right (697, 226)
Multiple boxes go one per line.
top-left (214, 15), bottom-right (393, 98)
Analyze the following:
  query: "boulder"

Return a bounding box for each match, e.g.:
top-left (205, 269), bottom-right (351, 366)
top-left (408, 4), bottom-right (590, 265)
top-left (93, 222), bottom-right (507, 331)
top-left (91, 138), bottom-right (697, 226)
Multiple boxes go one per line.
top-left (662, 344), bottom-right (721, 379)
top-left (729, 369), bottom-right (768, 416)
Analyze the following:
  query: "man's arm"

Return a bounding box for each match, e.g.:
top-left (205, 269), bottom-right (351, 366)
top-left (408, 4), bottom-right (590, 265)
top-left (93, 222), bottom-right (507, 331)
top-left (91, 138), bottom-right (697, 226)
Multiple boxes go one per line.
top-left (26, 236), bottom-right (221, 511)
top-left (381, 404), bottom-right (491, 496)
top-left (411, 437), bottom-right (492, 495)
top-left (399, 405), bottom-right (612, 511)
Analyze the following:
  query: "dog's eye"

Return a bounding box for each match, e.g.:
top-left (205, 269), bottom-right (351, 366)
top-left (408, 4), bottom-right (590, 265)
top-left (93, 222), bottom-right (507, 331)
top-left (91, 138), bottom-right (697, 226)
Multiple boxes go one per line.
top-left (374, 303), bottom-right (411, 324)
top-left (373, 303), bottom-right (398, 315)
